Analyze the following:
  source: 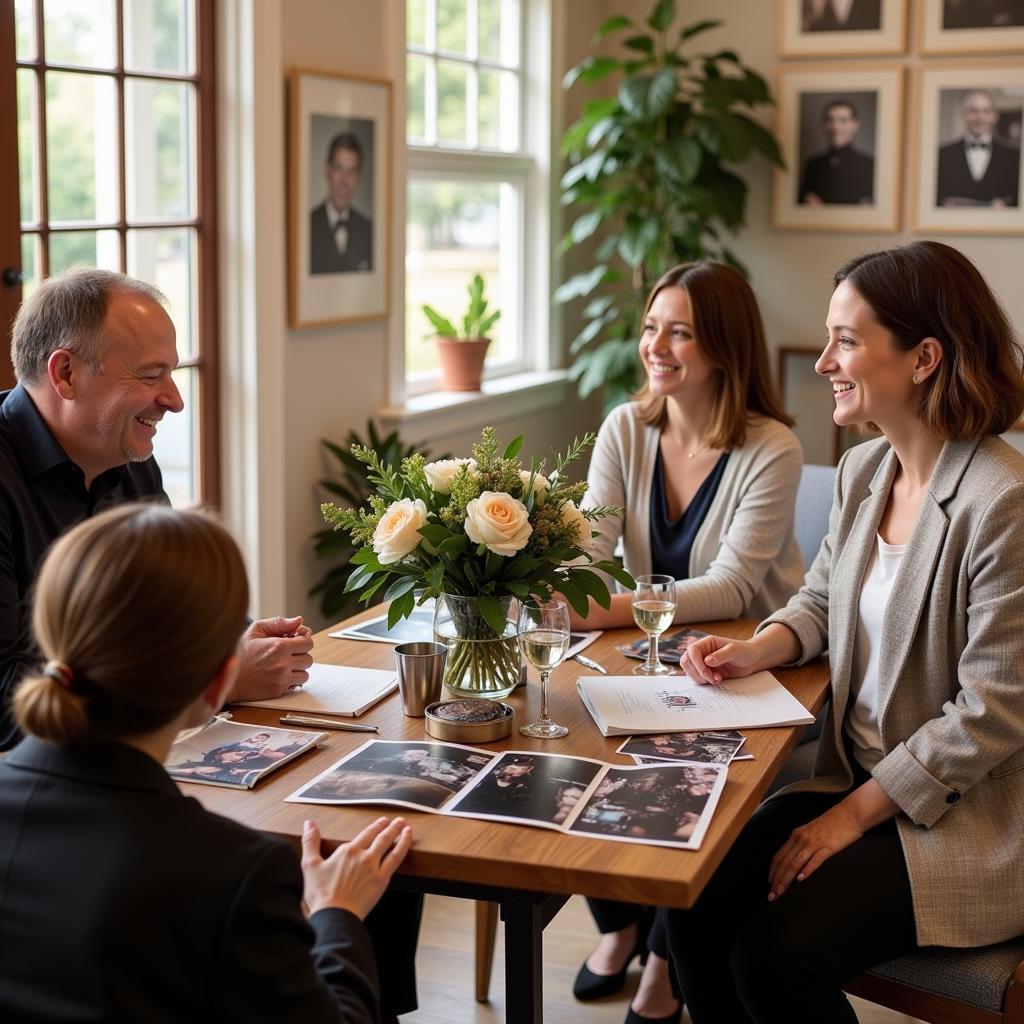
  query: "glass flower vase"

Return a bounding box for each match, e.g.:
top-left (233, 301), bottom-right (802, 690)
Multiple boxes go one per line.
top-left (433, 593), bottom-right (521, 700)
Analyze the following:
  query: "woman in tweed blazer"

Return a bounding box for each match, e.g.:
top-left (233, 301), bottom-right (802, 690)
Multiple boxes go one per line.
top-left (667, 241), bottom-right (1024, 1024)
top-left (572, 263), bottom-right (804, 1023)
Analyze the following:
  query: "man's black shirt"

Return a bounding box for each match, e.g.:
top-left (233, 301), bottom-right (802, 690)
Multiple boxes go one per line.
top-left (0, 385), bottom-right (167, 750)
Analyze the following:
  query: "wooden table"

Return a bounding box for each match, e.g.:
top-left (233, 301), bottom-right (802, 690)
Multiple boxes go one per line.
top-left (185, 609), bottom-right (830, 1021)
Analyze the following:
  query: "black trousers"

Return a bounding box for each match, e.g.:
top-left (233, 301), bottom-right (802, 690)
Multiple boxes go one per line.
top-left (365, 889), bottom-right (424, 1019)
top-left (665, 790), bottom-right (918, 1024)
top-left (586, 897), bottom-right (669, 960)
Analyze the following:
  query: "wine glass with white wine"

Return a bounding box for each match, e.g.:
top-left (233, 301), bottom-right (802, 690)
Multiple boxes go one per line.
top-left (631, 574), bottom-right (678, 676)
top-left (517, 599), bottom-right (571, 739)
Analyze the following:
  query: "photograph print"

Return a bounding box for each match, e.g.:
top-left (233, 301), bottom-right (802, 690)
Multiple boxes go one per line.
top-left (776, 0), bottom-right (907, 57)
top-left (617, 731), bottom-right (747, 765)
top-left (920, 0), bottom-right (1024, 54)
top-left (773, 65), bottom-right (903, 231)
top-left (913, 63), bottom-right (1024, 233)
top-left (288, 69), bottom-right (391, 328)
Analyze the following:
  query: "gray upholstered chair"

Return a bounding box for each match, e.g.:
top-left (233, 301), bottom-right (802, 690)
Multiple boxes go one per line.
top-left (845, 941), bottom-right (1024, 1023)
top-left (793, 462), bottom-right (836, 567)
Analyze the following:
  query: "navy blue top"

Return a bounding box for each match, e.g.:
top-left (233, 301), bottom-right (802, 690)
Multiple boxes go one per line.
top-left (0, 385), bottom-right (167, 750)
top-left (649, 446), bottom-right (729, 580)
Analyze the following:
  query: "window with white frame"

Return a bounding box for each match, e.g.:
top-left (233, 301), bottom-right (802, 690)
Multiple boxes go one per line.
top-left (405, 0), bottom-right (550, 391)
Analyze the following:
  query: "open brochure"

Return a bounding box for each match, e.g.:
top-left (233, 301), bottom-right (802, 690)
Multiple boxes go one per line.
top-left (577, 671), bottom-right (814, 736)
top-left (616, 627), bottom-right (707, 665)
top-left (234, 664), bottom-right (397, 717)
top-left (286, 739), bottom-right (727, 850)
top-left (166, 719), bottom-right (326, 789)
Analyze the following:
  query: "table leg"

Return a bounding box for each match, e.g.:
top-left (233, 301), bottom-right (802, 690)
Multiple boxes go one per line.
top-left (500, 893), bottom-right (569, 1023)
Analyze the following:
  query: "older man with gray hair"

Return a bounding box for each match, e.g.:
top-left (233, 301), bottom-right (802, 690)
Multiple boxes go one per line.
top-left (0, 267), bottom-right (314, 751)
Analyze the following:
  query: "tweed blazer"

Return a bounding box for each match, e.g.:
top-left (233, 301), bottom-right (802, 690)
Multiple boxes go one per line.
top-left (584, 403), bottom-right (805, 623)
top-left (761, 435), bottom-right (1024, 947)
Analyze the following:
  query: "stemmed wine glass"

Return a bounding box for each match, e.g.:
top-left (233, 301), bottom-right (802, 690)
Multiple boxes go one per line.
top-left (631, 574), bottom-right (678, 676)
top-left (517, 599), bottom-right (571, 739)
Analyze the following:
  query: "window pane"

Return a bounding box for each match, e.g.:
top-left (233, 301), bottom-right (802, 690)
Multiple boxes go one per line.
top-left (478, 68), bottom-right (519, 151)
top-left (15, 0), bottom-right (36, 61)
top-left (44, 0), bottom-right (117, 70)
top-left (437, 60), bottom-right (469, 145)
top-left (437, 0), bottom-right (468, 55)
top-left (407, 54), bottom-right (428, 143)
top-left (152, 366), bottom-right (196, 507)
top-left (20, 234), bottom-right (40, 300)
top-left (124, 0), bottom-right (194, 74)
top-left (125, 79), bottom-right (195, 220)
top-left (406, 178), bottom-right (518, 376)
top-left (46, 71), bottom-right (119, 223)
top-left (18, 69), bottom-right (38, 225)
top-left (127, 227), bottom-right (197, 359)
top-left (49, 229), bottom-right (120, 273)
top-left (407, 0), bottom-right (427, 47)
top-left (478, 0), bottom-right (520, 65)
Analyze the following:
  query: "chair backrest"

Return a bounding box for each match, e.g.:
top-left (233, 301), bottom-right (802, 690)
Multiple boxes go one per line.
top-left (794, 464), bottom-right (837, 568)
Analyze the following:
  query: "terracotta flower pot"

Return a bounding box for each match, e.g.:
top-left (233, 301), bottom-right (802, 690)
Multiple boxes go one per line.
top-left (434, 336), bottom-right (491, 392)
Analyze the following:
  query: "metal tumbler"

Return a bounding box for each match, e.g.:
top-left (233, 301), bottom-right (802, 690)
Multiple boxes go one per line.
top-left (394, 641), bottom-right (448, 717)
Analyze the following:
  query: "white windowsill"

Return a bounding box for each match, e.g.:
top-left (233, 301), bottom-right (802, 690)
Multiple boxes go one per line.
top-left (379, 369), bottom-right (571, 437)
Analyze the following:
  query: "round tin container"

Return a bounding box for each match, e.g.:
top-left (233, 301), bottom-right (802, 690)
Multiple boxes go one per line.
top-left (424, 698), bottom-right (515, 742)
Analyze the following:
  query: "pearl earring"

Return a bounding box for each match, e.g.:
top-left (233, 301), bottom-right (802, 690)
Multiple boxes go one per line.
top-left (913, 375), bottom-right (920, 384)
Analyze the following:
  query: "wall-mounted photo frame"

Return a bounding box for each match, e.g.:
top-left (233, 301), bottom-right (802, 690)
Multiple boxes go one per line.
top-left (776, 0), bottom-right (907, 57)
top-left (772, 64), bottom-right (904, 232)
top-left (911, 63), bottom-right (1024, 234)
top-left (920, 0), bottom-right (1024, 55)
top-left (288, 69), bottom-right (391, 328)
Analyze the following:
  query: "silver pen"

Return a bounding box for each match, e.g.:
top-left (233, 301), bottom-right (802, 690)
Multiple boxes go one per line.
top-left (574, 653), bottom-right (608, 674)
top-left (279, 714), bottom-right (379, 733)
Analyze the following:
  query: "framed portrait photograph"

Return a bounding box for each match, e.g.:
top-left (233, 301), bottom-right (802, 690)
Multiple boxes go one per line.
top-left (772, 65), bottom-right (904, 231)
top-left (288, 69), bottom-right (391, 328)
top-left (912, 63), bottom-right (1024, 234)
top-left (776, 0), bottom-right (907, 57)
top-left (920, 0), bottom-right (1024, 55)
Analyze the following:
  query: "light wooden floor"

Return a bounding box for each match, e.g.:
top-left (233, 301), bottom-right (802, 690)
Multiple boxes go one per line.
top-left (404, 894), bottom-right (924, 1024)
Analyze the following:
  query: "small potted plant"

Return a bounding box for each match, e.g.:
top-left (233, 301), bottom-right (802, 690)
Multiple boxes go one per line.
top-left (422, 273), bottom-right (500, 392)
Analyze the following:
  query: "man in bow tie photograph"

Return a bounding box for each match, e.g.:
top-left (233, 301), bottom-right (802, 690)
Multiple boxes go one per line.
top-left (797, 96), bottom-right (876, 206)
top-left (309, 128), bottom-right (375, 274)
top-left (936, 89), bottom-right (1021, 208)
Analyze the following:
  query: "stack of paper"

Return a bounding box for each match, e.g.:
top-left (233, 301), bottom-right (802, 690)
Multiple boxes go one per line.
top-left (234, 664), bottom-right (397, 718)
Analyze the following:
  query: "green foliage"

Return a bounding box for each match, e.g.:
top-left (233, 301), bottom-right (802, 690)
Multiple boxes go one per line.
top-left (309, 421), bottom-right (447, 619)
top-left (558, 0), bottom-right (784, 411)
top-left (422, 273), bottom-right (501, 341)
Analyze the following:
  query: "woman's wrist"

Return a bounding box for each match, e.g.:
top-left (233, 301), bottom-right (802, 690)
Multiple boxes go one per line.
top-left (752, 623), bottom-right (802, 670)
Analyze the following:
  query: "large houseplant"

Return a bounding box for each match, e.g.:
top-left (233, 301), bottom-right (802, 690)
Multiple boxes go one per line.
top-left (321, 427), bottom-right (634, 698)
top-left (557, 0), bottom-right (784, 410)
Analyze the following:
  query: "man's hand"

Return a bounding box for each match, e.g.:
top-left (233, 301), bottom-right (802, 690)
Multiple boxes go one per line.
top-left (301, 817), bottom-right (413, 919)
top-left (231, 615), bottom-right (314, 701)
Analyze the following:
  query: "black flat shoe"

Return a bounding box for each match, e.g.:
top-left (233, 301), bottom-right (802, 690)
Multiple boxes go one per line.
top-left (623, 1003), bottom-right (682, 1024)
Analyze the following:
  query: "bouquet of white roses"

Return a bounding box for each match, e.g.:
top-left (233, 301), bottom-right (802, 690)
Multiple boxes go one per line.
top-left (321, 427), bottom-right (633, 696)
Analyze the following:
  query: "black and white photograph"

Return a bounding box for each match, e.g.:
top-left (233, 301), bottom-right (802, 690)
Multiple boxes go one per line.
top-left (617, 731), bottom-right (748, 766)
top-left (913, 64), bottom-right (1024, 232)
top-left (287, 740), bottom-right (492, 811)
top-left (288, 69), bottom-right (391, 327)
top-left (777, 0), bottom-right (906, 56)
top-left (773, 65), bottom-right (903, 231)
top-left (921, 0), bottom-right (1024, 53)
top-left (448, 751), bottom-right (603, 829)
top-left (567, 763), bottom-right (728, 850)
top-left (617, 626), bottom-right (706, 664)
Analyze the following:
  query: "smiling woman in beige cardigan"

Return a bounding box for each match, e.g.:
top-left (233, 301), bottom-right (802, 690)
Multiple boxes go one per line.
top-left (671, 241), bottom-right (1024, 1024)
top-left (571, 262), bottom-right (805, 1024)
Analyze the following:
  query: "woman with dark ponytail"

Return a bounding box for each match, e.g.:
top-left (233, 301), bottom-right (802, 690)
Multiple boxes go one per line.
top-left (0, 504), bottom-right (412, 1023)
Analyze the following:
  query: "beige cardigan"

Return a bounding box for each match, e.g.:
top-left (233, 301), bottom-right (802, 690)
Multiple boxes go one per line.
top-left (583, 403), bottom-right (805, 623)
top-left (763, 435), bottom-right (1024, 947)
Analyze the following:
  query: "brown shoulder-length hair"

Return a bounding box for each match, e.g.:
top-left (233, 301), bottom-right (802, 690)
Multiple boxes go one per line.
top-left (834, 241), bottom-right (1024, 439)
top-left (13, 504), bottom-right (249, 746)
top-left (632, 262), bottom-right (794, 449)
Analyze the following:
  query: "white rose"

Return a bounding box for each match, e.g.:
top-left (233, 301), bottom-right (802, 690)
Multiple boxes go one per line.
top-left (372, 498), bottom-right (428, 564)
top-left (423, 458), bottom-right (478, 495)
top-left (560, 500), bottom-right (592, 552)
top-left (464, 491), bottom-right (533, 556)
top-left (519, 469), bottom-right (549, 502)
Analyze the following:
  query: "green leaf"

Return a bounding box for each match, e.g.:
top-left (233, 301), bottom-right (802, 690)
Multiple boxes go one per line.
top-left (422, 304), bottom-right (457, 337)
top-left (476, 595), bottom-right (507, 634)
top-left (618, 75), bottom-right (650, 118)
top-left (503, 435), bottom-right (525, 460)
top-left (386, 589), bottom-right (417, 628)
top-left (623, 34), bottom-right (655, 55)
top-left (654, 137), bottom-right (703, 186)
top-left (557, 577), bottom-right (590, 618)
top-left (418, 523), bottom-right (456, 547)
top-left (438, 534), bottom-right (469, 556)
top-left (582, 294), bottom-right (615, 319)
top-left (618, 214), bottom-right (660, 267)
top-left (570, 209), bottom-right (603, 244)
top-left (383, 575), bottom-right (419, 602)
top-left (553, 265), bottom-right (611, 304)
top-left (679, 18), bottom-right (721, 41)
top-left (596, 561), bottom-right (637, 590)
top-left (647, 0), bottom-right (676, 32)
top-left (593, 14), bottom-right (633, 40)
top-left (646, 67), bottom-right (677, 118)
top-left (571, 569), bottom-right (612, 609)
top-left (563, 55), bottom-right (620, 91)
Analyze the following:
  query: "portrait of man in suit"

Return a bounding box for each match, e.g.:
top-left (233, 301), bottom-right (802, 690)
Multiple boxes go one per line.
top-left (309, 128), bottom-right (374, 274)
top-left (801, 0), bottom-right (882, 31)
top-left (798, 97), bottom-right (876, 205)
top-left (936, 89), bottom-right (1021, 208)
